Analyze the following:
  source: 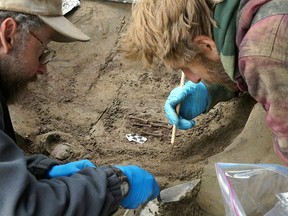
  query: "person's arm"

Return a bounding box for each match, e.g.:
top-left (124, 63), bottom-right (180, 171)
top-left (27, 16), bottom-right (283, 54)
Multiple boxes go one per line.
top-left (238, 15), bottom-right (288, 161)
top-left (0, 128), bottom-right (122, 215)
top-left (205, 83), bottom-right (239, 112)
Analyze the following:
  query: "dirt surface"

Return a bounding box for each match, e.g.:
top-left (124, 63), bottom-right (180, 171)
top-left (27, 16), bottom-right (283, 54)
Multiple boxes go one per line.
top-left (9, 1), bottom-right (256, 215)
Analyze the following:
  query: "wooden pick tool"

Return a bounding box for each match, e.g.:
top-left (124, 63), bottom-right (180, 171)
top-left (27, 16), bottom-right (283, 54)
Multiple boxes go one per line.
top-left (171, 71), bottom-right (185, 149)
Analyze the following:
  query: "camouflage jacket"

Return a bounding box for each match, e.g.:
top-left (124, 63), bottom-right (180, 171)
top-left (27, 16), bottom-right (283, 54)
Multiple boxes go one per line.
top-left (209, 0), bottom-right (288, 157)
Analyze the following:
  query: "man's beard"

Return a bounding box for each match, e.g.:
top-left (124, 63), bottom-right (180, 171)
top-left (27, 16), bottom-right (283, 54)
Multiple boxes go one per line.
top-left (0, 44), bottom-right (37, 104)
top-left (200, 56), bottom-right (238, 91)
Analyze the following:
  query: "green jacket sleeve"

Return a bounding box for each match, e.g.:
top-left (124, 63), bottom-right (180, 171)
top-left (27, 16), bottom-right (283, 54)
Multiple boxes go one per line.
top-left (205, 83), bottom-right (239, 112)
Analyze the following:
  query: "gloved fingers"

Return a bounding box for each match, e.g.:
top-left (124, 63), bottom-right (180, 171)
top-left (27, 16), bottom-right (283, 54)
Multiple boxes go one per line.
top-left (164, 102), bottom-right (179, 125)
top-left (166, 87), bottom-right (187, 107)
top-left (177, 117), bottom-right (196, 130)
top-left (48, 165), bottom-right (74, 178)
top-left (65, 160), bottom-right (96, 173)
top-left (164, 84), bottom-right (194, 125)
top-left (74, 159), bottom-right (96, 169)
top-left (48, 160), bottom-right (96, 178)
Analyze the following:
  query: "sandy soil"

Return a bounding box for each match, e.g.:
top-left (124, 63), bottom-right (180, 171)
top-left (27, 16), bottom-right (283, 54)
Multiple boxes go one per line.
top-left (9, 1), bottom-right (256, 215)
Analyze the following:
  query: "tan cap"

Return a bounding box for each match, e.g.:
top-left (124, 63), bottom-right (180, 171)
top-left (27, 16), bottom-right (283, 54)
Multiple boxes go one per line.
top-left (0, 0), bottom-right (90, 42)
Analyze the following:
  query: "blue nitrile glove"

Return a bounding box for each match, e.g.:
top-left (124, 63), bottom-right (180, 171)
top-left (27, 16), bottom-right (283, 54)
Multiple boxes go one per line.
top-left (114, 165), bottom-right (160, 209)
top-left (48, 159), bottom-right (96, 178)
top-left (164, 81), bottom-right (208, 130)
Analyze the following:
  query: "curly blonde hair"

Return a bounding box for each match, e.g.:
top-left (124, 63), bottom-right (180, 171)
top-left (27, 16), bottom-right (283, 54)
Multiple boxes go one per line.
top-left (120, 0), bottom-right (222, 67)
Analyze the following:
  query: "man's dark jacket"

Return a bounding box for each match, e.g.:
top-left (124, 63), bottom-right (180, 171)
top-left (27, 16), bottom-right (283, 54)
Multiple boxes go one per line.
top-left (0, 91), bottom-right (122, 215)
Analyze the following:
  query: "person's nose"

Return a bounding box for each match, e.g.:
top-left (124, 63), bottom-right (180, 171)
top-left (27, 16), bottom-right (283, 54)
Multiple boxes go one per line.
top-left (37, 64), bottom-right (48, 75)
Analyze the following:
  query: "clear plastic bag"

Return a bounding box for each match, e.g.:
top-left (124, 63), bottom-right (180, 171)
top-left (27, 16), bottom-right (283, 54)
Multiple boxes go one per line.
top-left (215, 163), bottom-right (288, 216)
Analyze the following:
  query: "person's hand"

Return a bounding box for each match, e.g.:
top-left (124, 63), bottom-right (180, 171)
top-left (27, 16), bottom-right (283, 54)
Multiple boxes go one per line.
top-left (114, 165), bottom-right (160, 209)
top-left (48, 159), bottom-right (96, 178)
top-left (164, 81), bottom-right (208, 130)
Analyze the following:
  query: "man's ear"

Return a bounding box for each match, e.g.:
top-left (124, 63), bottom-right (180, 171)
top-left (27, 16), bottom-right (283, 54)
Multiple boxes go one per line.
top-left (0, 18), bottom-right (17, 54)
top-left (193, 35), bottom-right (220, 61)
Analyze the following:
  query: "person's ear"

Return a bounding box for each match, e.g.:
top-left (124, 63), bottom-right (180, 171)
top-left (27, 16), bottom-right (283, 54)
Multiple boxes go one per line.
top-left (193, 35), bottom-right (220, 61)
top-left (0, 18), bottom-right (17, 54)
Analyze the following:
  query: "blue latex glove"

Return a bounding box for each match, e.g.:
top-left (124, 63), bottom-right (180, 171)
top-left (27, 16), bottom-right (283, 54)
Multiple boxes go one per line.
top-left (48, 159), bottom-right (96, 178)
top-left (114, 165), bottom-right (160, 209)
top-left (164, 81), bottom-right (208, 130)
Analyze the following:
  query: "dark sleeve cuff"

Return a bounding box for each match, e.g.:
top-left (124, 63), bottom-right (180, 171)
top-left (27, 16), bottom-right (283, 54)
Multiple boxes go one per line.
top-left (26, 154), bottom-right (59, 179)
top-left (98, 166), bottom-right (123, 215)
top-left (205, 83), bottom-right (239, 112)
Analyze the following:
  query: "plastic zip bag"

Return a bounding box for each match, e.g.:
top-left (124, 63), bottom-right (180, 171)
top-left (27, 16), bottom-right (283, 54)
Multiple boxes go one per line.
top-left (215, 163), bottom-right (288, 216)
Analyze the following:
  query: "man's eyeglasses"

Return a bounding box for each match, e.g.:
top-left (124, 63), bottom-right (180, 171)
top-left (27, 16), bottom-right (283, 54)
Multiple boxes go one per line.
top-left (29, 32), bottom-right (56, 65)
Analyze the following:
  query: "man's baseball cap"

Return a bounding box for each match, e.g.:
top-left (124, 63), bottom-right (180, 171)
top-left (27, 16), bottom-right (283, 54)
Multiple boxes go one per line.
top-left (0, 0), bottom-right (90, 42)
